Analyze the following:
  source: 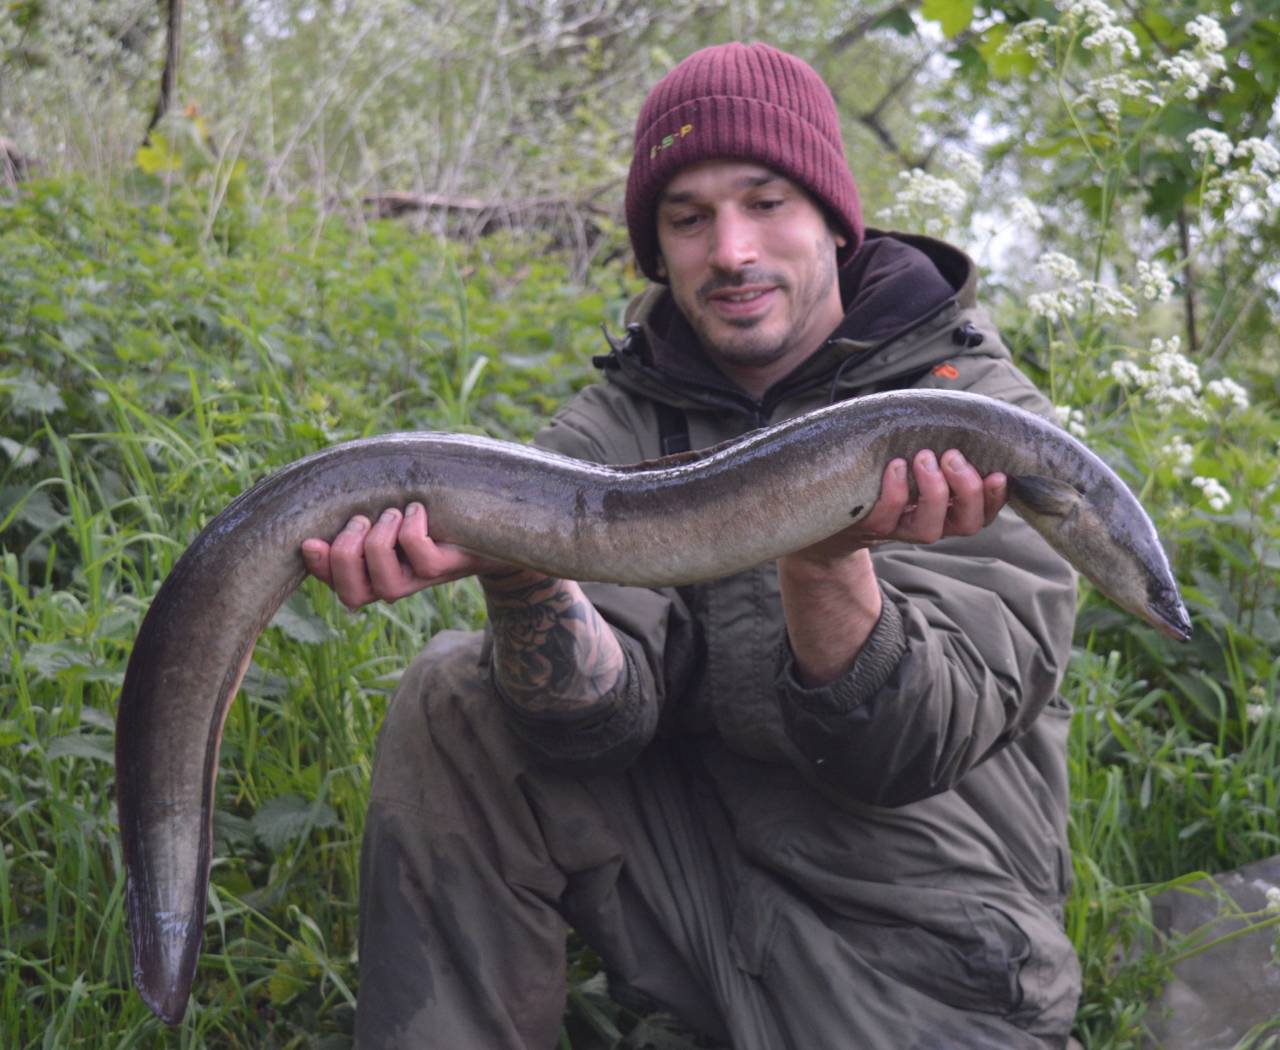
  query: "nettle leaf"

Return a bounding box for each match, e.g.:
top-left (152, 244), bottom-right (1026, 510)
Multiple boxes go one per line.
top-left (0, 436), bottom-right (40, 468)
top-left (922, 0), bottom-right (975, 38)
top-left (47, 733), bottom-right (115, 765)
top-left (252, 793), bottom-right (339, 852)
top-left (4, 371), bottom-right (65, 414)
top-left (270, 592), bottom-right (337, 645)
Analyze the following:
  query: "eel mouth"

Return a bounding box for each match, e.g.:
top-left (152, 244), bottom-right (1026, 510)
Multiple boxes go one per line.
top-left (1149, 589), bottom-right (1193, 642)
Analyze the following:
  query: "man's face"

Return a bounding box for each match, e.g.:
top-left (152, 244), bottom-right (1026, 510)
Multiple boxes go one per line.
top-left (654, 160), bottom-right (846, 396)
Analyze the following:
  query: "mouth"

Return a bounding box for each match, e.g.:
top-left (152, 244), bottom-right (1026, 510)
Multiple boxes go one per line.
top-left (1149, 590), bottom-right (1193, 642)
top-left (706, 285), bottom-right (778, 319)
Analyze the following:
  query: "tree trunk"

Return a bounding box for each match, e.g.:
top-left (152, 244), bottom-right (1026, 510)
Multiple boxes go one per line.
top-left (145, 0), bottom-right (185, 140)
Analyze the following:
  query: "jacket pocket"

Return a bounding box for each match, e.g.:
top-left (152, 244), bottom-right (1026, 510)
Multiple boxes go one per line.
top-left (824, 892), bottom-right (1030, 1015)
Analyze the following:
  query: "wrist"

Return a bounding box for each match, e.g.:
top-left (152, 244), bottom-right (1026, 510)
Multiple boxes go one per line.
top-left (477, 566), bottom-right (550, 596)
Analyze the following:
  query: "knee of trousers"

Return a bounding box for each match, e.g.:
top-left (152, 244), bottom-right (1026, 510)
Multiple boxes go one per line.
top-left (366, 628), bottom-right (625, 902)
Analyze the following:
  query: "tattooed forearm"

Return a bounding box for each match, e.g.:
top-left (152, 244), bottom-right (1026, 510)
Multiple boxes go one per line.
top-left (480, 568), bottom-right (625, 716)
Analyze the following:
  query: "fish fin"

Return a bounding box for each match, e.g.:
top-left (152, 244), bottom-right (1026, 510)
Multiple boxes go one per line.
top-left (1007, 474), bottom-right (1083, 518)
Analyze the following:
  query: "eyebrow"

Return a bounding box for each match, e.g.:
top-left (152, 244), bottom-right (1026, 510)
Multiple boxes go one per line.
top-left (659, 172), bottom-right (781, 206)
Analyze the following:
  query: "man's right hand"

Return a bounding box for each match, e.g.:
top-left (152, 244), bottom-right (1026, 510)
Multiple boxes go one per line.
top-left (302, 502), bottom-right (510, 609)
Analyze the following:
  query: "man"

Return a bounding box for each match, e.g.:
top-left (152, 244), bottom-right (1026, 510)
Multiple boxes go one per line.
top-left (303, 42), bottom-right (1082, 1050)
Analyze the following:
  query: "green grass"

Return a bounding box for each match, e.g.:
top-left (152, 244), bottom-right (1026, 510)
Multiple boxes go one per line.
top-left (2, 175), bottom-right (1278, 1047)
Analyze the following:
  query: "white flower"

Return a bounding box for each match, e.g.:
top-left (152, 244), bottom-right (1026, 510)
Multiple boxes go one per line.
top-left (1085, 282), bottom-right (1138, 318)
top-left (1110, 337), bottom-right (1206, 416)
top-left (1011, 196), bottom-right (1044, 232)
top-left (1110, 359), bottom-right (1147, 385)
top-left (1030, 291), bottom-right (1079, 323)
top-left (1250, 705), bottom-right (1272, 727)
top-left (1055, 0), bottom-right (1116, 29)
top-left (1192, 475), bottom-right (1231, 511)
top-left (1082, 24), bottom-right (1140, 63)
top-left (1159, 50), bottom-right (1228, 101)
top-left (886, 169), bottom-right (968, 234)
top-left (1233, 138), bottom-right (1280, 175)
top-left (1053, 404), bottom-right (1089, 438)
top-left (1188, 128), bottom-right (1234, 167)
top-left (1206, 377), bottom-right (1250, 410)
top-left (1036, 251), bottom-right (1082, 283)
top-left (998, 19), bottom-right (1053, 61)
top-left (1160, 435), bottom-right (1195, 478)
top-left (1136, 260), bottom-right (1174, 302)
top-left (942, 147), bottom-right (984, 184)
top-left (1186, 14), bottom-right (1228, 55)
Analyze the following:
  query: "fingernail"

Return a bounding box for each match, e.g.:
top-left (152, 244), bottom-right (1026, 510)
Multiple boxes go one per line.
top-left (303, 545), bottom-right (320, 559)
top-left (380, 508), bottom-right (399, 523)
top-left (894, 460), bottom-right (907, 480)
top-left (345, 517), bottom-right (368, 532)
top-left (921, 451), bottom-right (938, 472)
top-left (407, 502), bottom-right (422, 517)
top-left (944, 450), bottom-right (966, 471)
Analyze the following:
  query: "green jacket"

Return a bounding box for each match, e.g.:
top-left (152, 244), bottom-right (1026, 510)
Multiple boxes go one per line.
top-left (498, 231), bottom-right (1082, 1033)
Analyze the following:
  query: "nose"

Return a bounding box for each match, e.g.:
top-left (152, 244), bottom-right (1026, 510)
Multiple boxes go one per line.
top-left (707, 209), bottom-right (758, 272)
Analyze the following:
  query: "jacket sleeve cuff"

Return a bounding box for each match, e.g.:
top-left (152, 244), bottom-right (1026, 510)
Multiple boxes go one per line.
top-left (492, 629), bottom-right (658, 774)
top-left (778, 593), bottom-right (907, 714)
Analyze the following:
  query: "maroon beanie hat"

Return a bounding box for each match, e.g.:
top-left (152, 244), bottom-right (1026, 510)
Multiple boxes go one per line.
top-left (625, 42), bottom-right (864, 282)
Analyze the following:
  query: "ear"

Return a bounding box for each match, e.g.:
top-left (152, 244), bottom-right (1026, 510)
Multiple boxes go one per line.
top-left (832, 230), bottom-right (848, 249)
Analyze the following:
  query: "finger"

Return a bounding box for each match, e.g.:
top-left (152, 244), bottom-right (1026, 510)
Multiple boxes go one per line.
top-left (398, 503), bottom-right (465, 582)
top-left (329, 515), bottom-right (375, 608)
top-left (301, 539), bottom-right (332, 586)
top-left (857, 458), bottom-right (911, 536)
top-left (364, 507), bottom-right (413, 598)
top-left (983, 472), bottom-right (1007, 526)
top-left (940, 449), bottom-right (985, 536)
top-left (899, 450), bottom-right (949, 542)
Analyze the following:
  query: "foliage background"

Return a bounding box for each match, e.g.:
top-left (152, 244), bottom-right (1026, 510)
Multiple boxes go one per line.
top-left (2, 1), bottom-right (1279, 1047)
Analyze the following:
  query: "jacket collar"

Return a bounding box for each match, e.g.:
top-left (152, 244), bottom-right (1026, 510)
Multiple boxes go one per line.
top-left (598, 230), bottom-right (979, 414)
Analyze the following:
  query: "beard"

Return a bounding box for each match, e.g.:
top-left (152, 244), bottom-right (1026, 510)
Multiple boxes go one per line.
top-left (680, 245), bottom-right (839, 374)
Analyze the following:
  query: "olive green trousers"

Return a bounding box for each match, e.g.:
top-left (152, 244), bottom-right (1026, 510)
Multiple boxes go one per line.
top-left (355, 631), bottom-right (1077, 1050)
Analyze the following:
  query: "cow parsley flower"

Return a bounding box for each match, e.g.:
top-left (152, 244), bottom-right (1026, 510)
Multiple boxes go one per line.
top-left (1029, 291), bottom-right (1079, 323)
top-left (1085, 282), bottom-right (1139, 318)
top-left (1036, 252), bottom-right (1082, 284)
top-left (1186, 14), bottom-right (1228, 53)
top-left (1234, 137), bottom-right (1280, 176)
top-left (886, 169), bottom-right (968, 235)
top-left (942, 147), bottom-right (984, 184)
top-left (1082, 24), bottom-right (1140, 63)
top-left (1055, 0), bottom-right (1117, 29)
top-left (1136, 260), bottom-right (1174, 302)
top-left (1011, 196), bottom-right (1044, 232)
top-left (1188, 128), bottom-right (1234, 167)
top-left (1192, 475), bottom-right (1231, 511)
top-left (1053, 405), bottom-right (1089, 438)
top-left (1206, 377), bottom-right (1250, 410)
top-left (1160, 435), bottom-right (1194, 478)
top-left (1109, 337), bottom-right (1206, 416)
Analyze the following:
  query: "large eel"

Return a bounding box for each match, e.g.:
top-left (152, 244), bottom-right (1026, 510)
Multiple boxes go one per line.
top-left (115, 388), bottom-right (1191, 1024)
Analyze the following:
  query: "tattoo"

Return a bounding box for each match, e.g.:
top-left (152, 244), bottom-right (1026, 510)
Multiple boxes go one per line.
top-left (482, 574), bottom-right (624, 716)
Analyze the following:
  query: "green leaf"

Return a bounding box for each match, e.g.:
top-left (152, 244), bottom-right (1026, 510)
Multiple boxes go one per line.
top-left (135, 134), bottom-right (181, 175)
top-left (270, 592), bottom-right (337, 644)
top-left (921, 0), bottom-right (975, 38)
top-left (977, 24), bottom-right (1036, 80)
top-left (252, 793), bottom-right (339, 852)
top-left (47, 734), bottom-right (115, 764)
top-left (4, 371), bottom-right (65, 414)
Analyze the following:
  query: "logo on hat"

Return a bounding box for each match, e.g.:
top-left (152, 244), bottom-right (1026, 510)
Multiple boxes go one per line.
top-left (649, 123), bottom-right (695, 160)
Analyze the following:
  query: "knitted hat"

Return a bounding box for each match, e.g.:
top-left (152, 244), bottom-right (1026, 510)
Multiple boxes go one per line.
top-left (625, 42), bottom-right (863, 282)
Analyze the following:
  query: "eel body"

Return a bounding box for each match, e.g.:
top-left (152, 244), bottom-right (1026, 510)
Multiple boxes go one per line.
top-left (115, 388), bottom-right (1190, 1024)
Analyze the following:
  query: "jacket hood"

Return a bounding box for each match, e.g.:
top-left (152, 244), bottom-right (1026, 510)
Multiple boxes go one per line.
top-left (596, 230), bottom-right (996, 417)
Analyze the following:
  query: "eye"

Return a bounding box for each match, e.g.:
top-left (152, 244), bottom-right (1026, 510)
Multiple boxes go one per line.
top-left (664, 211), bottom-right (704, 232)
top-left (752, 197), bottom-right (785, 213)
